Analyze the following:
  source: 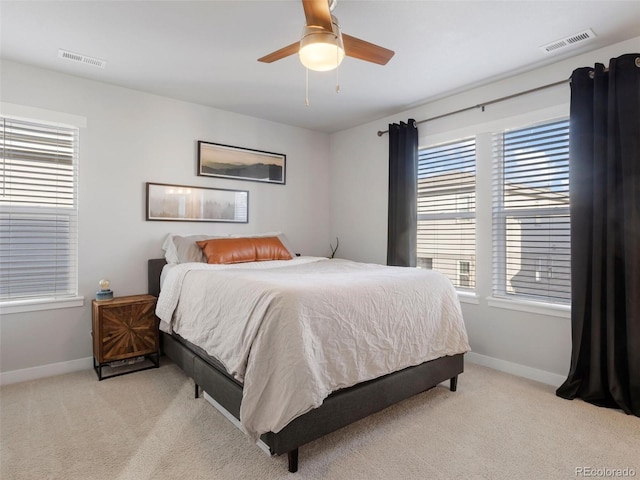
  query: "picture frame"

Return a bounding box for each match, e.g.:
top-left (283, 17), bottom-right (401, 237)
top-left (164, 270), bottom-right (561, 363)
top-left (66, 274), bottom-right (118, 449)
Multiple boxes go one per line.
top-left (146, 182), bottom-right (248, 223)
top-left (197, 141), bottom-right (286, 185)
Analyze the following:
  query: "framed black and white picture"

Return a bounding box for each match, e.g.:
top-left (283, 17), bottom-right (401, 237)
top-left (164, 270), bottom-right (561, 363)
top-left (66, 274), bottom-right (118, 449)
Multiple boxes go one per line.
top-left (198, 141), bottom-right (286, 185)
top-left (146, 182), bottom-right (248, 223)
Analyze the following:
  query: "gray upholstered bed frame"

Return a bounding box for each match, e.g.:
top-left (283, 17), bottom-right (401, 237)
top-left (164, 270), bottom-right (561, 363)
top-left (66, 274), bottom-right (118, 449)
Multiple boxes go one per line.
top-left (148, 258), bottom-right (464, 473)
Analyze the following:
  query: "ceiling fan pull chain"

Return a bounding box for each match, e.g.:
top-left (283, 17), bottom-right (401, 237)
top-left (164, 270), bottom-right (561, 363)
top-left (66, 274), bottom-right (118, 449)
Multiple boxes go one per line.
top-left (305, 68), bottom-right (310, 106)
top-left (336, 61), bottom-right (340, 94)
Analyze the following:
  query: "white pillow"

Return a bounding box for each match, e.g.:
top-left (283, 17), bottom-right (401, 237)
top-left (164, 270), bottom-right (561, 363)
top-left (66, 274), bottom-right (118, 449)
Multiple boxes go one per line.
top-left (162, 233), bottom-right (230, 264)
top-left (162, 234), bottom-right (180, 264)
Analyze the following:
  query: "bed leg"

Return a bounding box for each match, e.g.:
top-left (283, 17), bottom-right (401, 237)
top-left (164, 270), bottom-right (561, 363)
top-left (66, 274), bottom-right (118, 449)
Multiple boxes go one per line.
top-left (195, 383), bottom-right (200, 399)
top-left (287, 449), bottom-right (299, 473)
top-left (450, 375), bottom-right (458, 392)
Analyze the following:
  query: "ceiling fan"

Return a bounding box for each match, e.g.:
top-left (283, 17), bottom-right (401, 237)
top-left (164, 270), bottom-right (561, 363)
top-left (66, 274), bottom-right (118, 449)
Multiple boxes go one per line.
top-left (257, 0), bottom-right (394, 72)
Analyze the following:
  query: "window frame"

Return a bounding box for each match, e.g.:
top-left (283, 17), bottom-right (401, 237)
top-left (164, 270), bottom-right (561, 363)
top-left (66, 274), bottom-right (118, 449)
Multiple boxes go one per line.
top-left (491, 118), bottom-right (571, 306)
top-left (417, 137), bottom-right (477, 292)
top-left (418, 103), bottom-right (570, 317)
top-left (0, 104), bottom-right (85, 314)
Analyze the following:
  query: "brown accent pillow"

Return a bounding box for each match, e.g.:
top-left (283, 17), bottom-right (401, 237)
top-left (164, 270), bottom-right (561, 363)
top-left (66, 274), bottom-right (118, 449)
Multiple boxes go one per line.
top-left (196, 236), bottom-right (293, 264)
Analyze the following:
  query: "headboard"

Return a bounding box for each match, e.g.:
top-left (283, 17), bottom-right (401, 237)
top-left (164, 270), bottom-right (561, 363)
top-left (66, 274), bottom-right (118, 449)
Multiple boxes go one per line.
top-left (148, 258), bottom-right (167, 297)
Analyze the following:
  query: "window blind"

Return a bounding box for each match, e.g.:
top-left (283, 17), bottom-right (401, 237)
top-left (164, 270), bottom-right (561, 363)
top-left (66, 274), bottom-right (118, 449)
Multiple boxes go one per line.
top-left (417, 138), bottom-right (476, 290)
top-left (492, 119), bottom-right (570, 304)
top-left (0, 117), bottom-right (79, 301)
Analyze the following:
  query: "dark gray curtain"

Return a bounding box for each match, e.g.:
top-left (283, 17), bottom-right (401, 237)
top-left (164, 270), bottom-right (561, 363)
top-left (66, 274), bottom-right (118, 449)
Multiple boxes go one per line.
top-left (556, 54), bottom-right (640, 417)
top-left (387, 119), bottom-right (418, 267)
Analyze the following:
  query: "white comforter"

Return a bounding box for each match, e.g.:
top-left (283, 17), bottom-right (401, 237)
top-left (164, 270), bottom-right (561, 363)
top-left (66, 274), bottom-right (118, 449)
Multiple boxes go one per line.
top-left (156, 257), bottom-right (470, 441)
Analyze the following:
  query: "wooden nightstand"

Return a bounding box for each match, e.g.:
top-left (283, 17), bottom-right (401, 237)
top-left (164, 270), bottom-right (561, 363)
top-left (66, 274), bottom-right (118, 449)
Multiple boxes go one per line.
top-left (92, 294), bottom-right (160, 380)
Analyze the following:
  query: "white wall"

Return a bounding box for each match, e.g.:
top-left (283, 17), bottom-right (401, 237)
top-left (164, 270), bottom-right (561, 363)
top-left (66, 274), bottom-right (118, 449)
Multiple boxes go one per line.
top-left (329, 37), bottom-right (640, 384)
top-left (2, 37), bottom-right (638, 384)
top-left (0, 60), bottom-right (331, 377)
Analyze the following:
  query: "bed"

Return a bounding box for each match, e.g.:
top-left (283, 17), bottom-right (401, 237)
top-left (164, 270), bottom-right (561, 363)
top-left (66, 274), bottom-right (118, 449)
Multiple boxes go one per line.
top-left (148, 234), bottom-right (469, 473)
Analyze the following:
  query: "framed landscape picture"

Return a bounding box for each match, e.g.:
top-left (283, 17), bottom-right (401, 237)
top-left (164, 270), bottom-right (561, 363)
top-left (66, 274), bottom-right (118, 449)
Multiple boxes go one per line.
top-left (146, 182), bottom-right (248, 223)
top-left (198, 141), bottom-right (286, 185)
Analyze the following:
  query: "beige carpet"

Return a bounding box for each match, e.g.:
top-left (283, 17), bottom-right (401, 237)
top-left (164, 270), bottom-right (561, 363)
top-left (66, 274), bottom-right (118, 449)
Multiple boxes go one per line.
top-left (1, 360), bottom-right (638, 480)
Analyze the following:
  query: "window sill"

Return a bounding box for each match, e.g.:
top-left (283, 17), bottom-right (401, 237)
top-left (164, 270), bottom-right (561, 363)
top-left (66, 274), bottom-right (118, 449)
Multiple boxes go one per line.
top-left (486, 296), bottom-right (570, 318)
top-left (0, 296), bottom-right (85, 315)
top-left (457, 291), bottom-right (480, 305)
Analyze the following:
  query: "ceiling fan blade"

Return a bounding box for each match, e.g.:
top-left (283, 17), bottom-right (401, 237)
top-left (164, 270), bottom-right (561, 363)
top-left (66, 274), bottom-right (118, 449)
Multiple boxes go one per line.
top-left (302, 0), bottom-right (333, 30)
top-left (342, 33), bottom-right (395, 65)
top-left (258, 41), bottom-right (301, 63)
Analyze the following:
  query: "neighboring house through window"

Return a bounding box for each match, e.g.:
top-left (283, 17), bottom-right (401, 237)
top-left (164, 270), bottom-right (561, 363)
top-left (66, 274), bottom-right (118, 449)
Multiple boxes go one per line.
top-left (417, 257), bottom-right (433, 270)
top-left (492, 119), bottom-right (571, 305)
top-left (417, 115), bottom-right (570, 311)
top-left (417, 138), bottom-right (476, 290)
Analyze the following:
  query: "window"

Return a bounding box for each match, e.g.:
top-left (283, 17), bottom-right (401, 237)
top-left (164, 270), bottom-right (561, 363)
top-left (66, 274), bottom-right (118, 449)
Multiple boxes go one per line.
top-left (0, 117), bottom-right (79, 303)
top-left (417, 138), bottom-right (476, 290)
top-left (458, 260), bottom-right (471, 287)
top-left (417, 257), bottom-right (433, 269)
top-left (492, 119), bottom-right (570, 305)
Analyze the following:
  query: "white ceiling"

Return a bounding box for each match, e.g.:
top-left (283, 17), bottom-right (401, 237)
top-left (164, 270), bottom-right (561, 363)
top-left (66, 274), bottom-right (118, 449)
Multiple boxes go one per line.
top-left (2, 1), bottom-right (640, 133)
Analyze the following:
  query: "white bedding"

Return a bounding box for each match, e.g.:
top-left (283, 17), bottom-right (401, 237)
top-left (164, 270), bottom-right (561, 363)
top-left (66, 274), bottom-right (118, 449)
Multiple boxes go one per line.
top-left (156, 257), bottom-right (470, 442)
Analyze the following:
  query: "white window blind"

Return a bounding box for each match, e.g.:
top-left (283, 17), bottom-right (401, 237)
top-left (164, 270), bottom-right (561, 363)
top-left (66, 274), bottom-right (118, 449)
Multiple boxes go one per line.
top-left (0, 117), bottom-right (79, 301)
top-left (417, 138), bottom-right (476, 290)
top-left (492, 119), bottom-right (570, 305)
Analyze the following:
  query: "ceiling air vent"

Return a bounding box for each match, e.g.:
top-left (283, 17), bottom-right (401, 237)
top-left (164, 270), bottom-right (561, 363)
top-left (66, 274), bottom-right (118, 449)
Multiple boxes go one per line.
top-left (58, 49), bottom-right (106, 68)
top-left (540, 29), bottom-right (596, 54)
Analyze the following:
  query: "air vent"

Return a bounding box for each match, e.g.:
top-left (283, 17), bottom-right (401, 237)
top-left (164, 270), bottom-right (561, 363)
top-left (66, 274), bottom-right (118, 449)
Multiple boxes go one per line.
top-left (540, 29), bottom-right (596, 54)
top-left (58, 49), bottom-right (106, 68)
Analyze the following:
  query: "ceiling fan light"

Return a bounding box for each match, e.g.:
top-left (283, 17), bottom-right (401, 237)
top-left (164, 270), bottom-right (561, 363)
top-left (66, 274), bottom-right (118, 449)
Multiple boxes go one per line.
top-left (299, 40), bottom-right (345, 71)
top-left (299, 19), bottom-right (345, 72)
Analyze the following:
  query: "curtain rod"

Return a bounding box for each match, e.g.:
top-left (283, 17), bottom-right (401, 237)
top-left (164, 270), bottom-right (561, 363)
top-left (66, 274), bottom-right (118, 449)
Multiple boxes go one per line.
top-left (377, 78), bottom-right (569, 137)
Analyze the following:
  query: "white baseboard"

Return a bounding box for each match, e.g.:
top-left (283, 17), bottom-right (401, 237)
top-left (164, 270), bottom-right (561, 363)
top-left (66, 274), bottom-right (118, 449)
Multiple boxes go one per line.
top-left (465, 352), bottom-right (566, 388)
top-left (0, 357), bottom-right (93, 386)
top-left (0, 353), bottom-right (567, 389)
